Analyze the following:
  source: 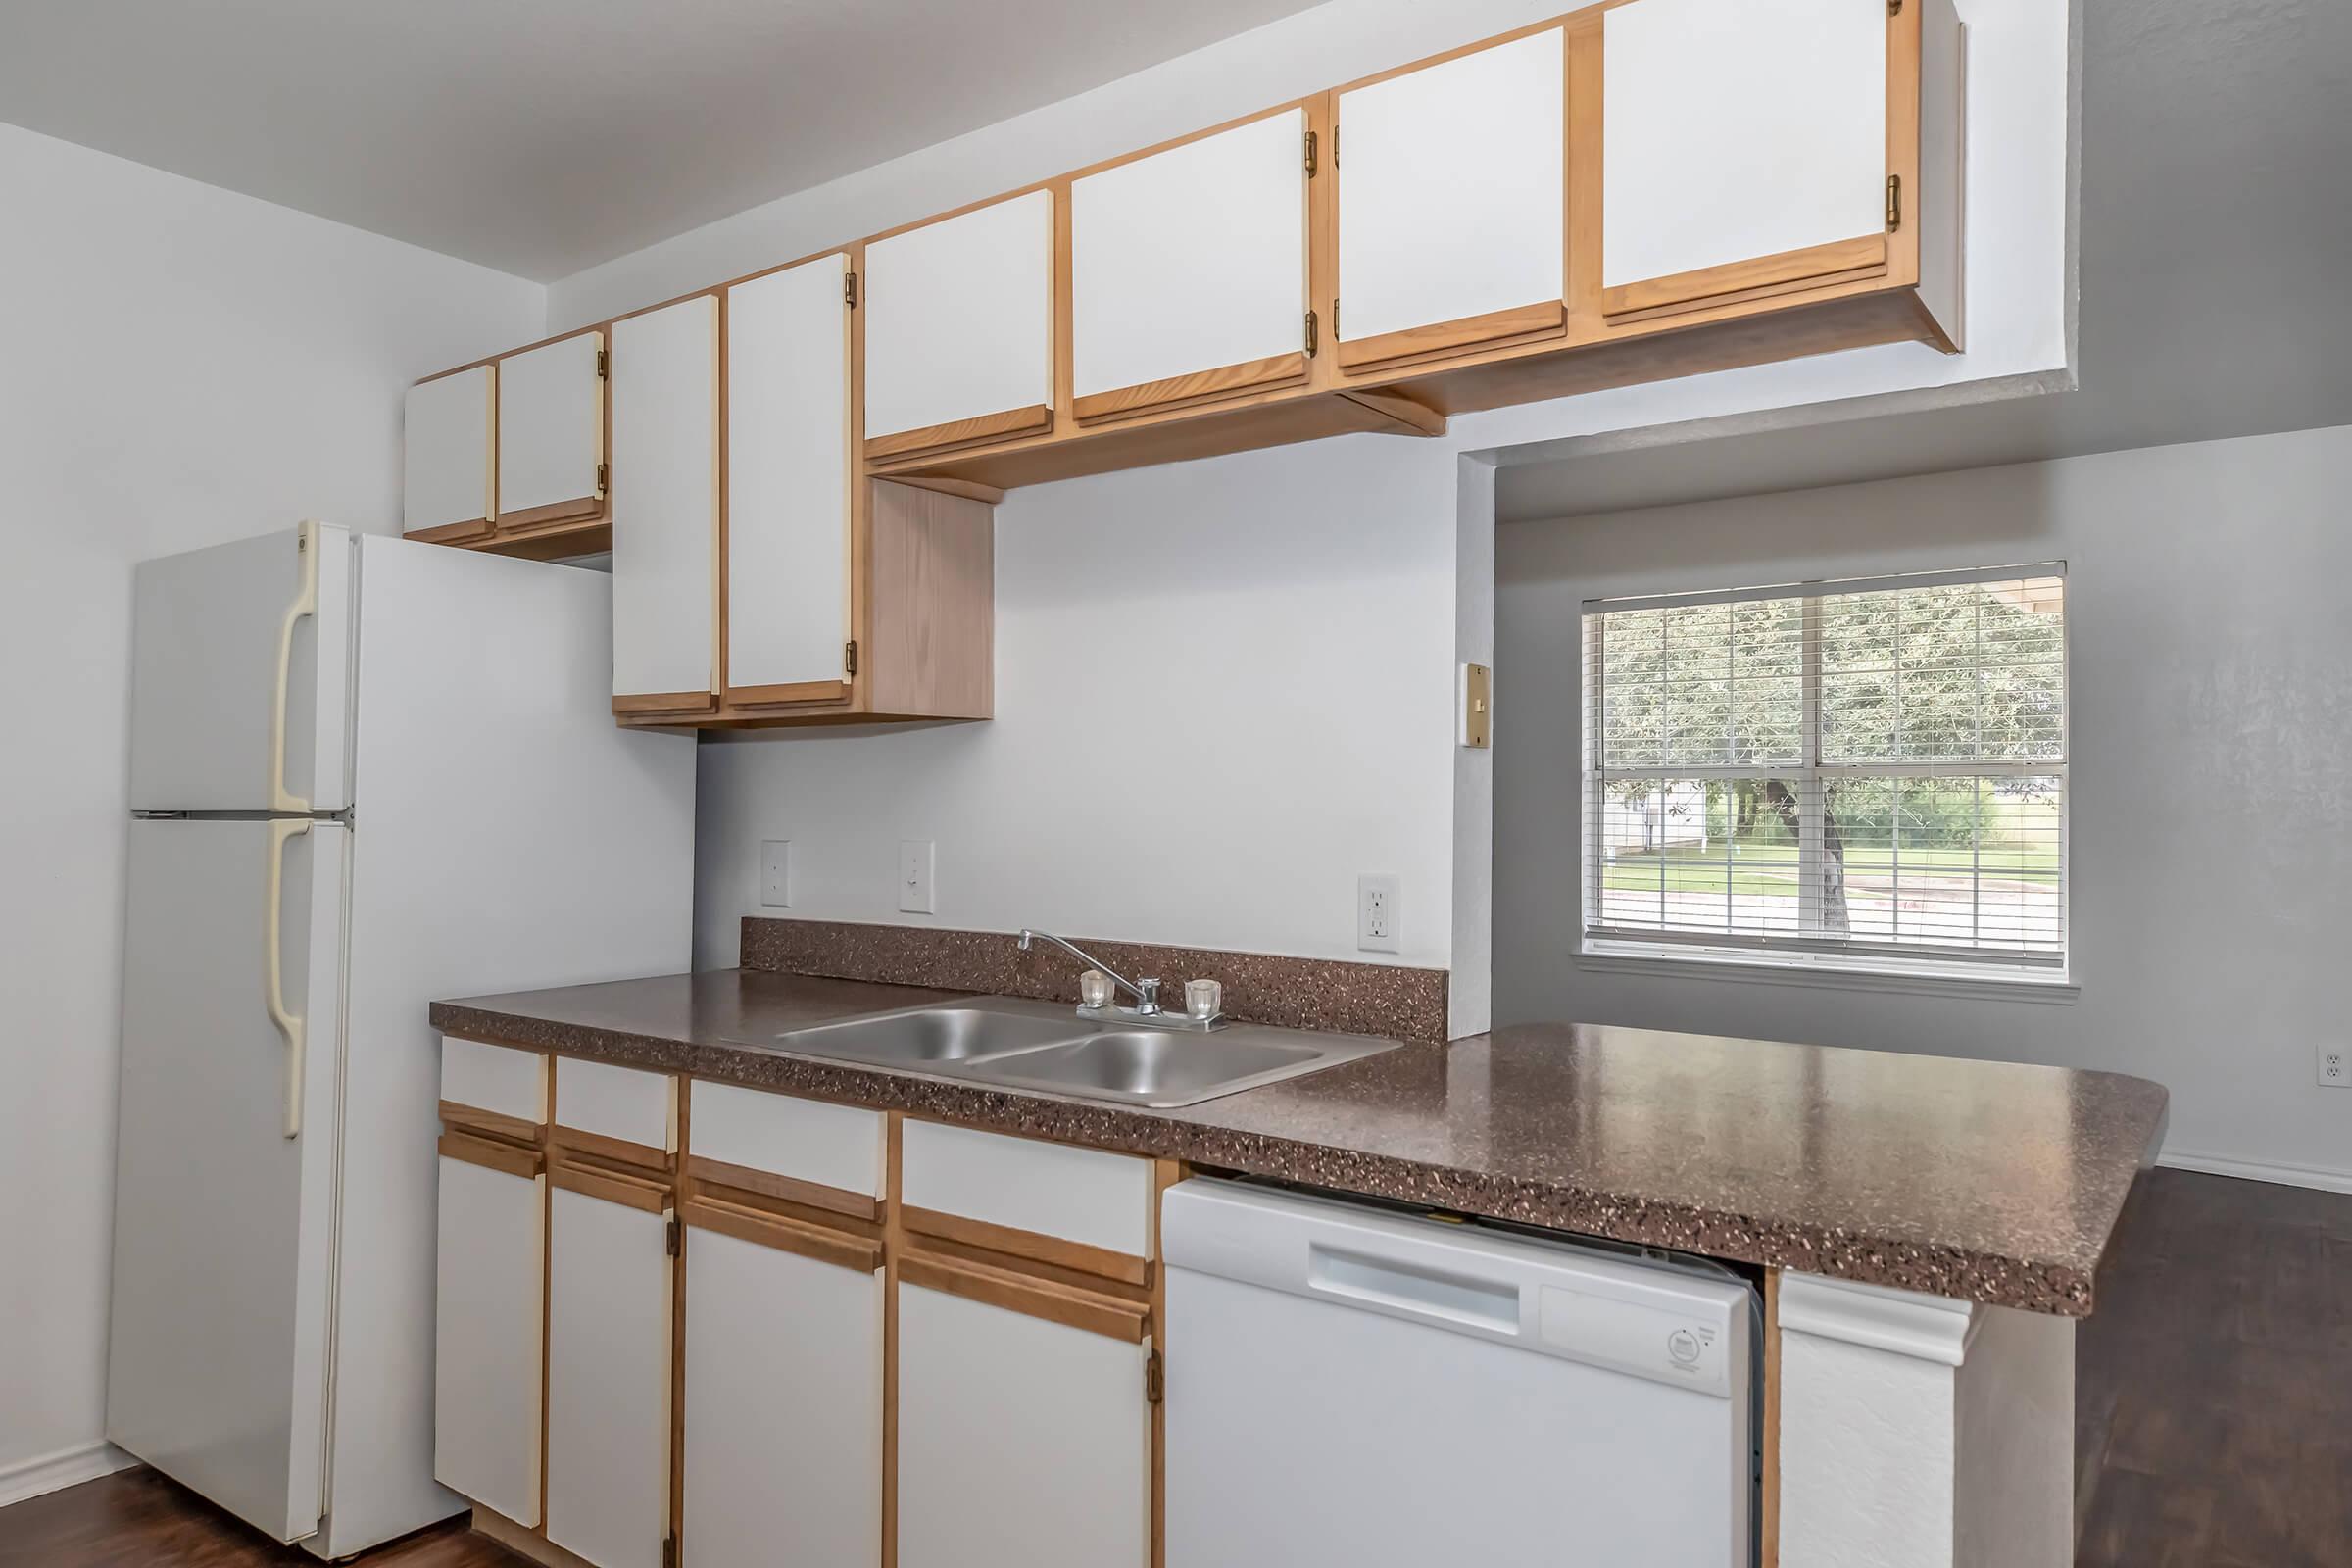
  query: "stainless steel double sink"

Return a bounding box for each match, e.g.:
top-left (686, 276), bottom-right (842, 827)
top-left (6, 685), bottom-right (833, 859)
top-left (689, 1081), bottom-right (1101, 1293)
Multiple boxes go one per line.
top-left (741, 996), bottom-right (1396, 1108)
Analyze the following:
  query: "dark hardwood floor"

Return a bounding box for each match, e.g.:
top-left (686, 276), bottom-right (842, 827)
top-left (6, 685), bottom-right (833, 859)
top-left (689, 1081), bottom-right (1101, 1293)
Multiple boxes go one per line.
top-left (5, 1168), bottom-right (2344, 1567)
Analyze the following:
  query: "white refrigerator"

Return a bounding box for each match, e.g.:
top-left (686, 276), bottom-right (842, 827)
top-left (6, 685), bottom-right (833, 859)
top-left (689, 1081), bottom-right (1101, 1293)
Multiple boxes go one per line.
top-left (106, 522), bottom-right (695, 1558)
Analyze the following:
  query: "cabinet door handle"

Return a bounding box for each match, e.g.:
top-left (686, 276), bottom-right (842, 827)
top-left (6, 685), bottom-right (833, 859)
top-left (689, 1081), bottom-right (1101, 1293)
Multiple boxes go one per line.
top-left (265, 818), bottom-right (313, 1139)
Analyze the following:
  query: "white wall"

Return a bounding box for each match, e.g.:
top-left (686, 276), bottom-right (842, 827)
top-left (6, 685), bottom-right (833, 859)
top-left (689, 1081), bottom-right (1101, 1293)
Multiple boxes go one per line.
top-left (1495, 424), bottom-right (2352, 1186)
top-left (0, 122), bottom-right (542, 1494)
top-left (696, 435), bottom-right (1463, 971)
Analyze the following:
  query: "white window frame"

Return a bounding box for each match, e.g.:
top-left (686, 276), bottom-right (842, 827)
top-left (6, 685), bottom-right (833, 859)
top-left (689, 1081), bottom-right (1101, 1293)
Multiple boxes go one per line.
top-left (1581, 564), bottom-right (2071, 985)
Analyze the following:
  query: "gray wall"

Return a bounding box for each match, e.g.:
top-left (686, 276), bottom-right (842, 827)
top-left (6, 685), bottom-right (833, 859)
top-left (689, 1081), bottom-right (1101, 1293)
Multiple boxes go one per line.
top-left (1495, 423), bottom-right (2352, 1185)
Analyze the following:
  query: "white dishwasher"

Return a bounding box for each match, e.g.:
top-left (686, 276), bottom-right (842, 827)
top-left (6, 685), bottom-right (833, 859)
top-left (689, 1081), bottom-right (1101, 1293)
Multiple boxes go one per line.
top-left (1164, 1178), bottom-right (1757, 1567)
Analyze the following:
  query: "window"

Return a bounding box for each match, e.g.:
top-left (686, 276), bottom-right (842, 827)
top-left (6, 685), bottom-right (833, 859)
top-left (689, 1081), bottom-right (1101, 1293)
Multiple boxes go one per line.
top-left (1582, 566), bottom-right (2067, 977)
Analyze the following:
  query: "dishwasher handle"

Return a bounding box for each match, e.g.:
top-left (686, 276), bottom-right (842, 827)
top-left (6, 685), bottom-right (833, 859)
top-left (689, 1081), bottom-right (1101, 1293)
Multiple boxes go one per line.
top-left (1307, 1243), bottom-right (1523, 1336)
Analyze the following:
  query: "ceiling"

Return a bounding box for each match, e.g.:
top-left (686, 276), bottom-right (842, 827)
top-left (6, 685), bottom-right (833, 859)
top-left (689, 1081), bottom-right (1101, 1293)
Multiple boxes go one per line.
top-left (1497, 0), bottom-right (2352, 521)
top-left (0, 0), bottom-right (1322, 280)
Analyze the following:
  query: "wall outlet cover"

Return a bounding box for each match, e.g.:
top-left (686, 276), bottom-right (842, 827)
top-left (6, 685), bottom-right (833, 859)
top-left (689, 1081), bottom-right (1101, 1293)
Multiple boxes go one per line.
top-left (2322, 1044), bottom-right (2348, 1089)
top-left (760, 840), bottom-right (793, 907)
top-left (1357, 873), bottom-right (1399, 955)
top-left (899, 839), bottom-right (936, 914)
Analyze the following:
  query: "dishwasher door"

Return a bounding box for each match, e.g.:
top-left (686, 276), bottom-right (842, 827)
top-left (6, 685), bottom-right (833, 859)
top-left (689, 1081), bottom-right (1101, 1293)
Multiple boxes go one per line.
top-left (1163, 1178), bottom-right (1754, 1568)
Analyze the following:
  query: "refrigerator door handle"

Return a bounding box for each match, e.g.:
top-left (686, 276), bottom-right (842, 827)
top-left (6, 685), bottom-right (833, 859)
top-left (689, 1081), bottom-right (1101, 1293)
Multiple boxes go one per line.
top-left (268, 521), bottom-right (320, 815)
top-left (265, 817), bottom-right (313, 1139)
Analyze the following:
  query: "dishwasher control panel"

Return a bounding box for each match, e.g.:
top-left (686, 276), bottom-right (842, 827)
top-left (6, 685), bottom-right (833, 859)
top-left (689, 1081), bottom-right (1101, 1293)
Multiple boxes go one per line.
top-left (1539, 1281), bottom-right (1733, 1397)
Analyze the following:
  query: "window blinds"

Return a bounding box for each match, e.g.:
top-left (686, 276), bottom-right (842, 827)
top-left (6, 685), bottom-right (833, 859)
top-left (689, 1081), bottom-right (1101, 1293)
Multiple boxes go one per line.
top-left (1583, 566), bottom-right (2067, 969)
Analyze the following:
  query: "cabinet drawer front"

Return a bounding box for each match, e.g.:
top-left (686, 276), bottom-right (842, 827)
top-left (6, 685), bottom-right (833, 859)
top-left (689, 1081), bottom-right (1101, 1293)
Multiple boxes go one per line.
top-left (554, 1056), bottom-right (673, 1159)
top-left (685, 1230), bottom-right (884, 1566)
top-left (689, 1081), bottom-right (885, 1203)
top-left (441, 1037), bottom-right (547, 1126)
top-left (434, 1153), bottom-right (544, 1528)
top-left (900, 1119), bottom-right (1153, 1265)
top-left (404, 367), bottom-right (494, 535)
top-left (497, 331), bottom-right (606, 521)
top-left (896, 1280), bottom-right (1150, 1568)
top-left (1070, 108), bottom-right (1309, 411)
top-left (1602, 0), bottom-right (1889, 295)
top-left (1336, 28), bottom-right (1565, 347)
top-left (546, 1185), bottom-right (673, 1568)
top-left (863, 189), bottom-right (1055, 445)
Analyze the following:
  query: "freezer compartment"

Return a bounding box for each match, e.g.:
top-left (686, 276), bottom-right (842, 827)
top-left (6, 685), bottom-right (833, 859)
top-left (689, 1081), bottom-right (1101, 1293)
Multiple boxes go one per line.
top-left (1163, 1177), bottom-right (1756, 1567)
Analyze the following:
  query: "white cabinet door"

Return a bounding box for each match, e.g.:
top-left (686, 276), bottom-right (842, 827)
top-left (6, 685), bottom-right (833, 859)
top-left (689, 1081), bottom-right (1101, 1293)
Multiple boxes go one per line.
top-left (725, 255), bottom-right (853, 697)
top-left (433, 1147), bottom-right (544, 1527)
top-left (403, 365), bottom-right (494, 535)
top-left (1071, 109), bottom-right (1309, 415)
top-left (546, 1182), bottom-right (672, 1568)
top-left (1335, 29), bottom-right (1564, 360)
top-left (611, 296), bottom-right (718, 706)
top-left (1603, 0), bottom-right (1889, 307)
top-left (863, 189), bottom-right (1054, 452)
top-left (498, 330), bottom-right (606, 525)
top-left (683, 1222), bottom-right (883, 1567)
top-left (897, 1276), bottom-right (1150, 1568)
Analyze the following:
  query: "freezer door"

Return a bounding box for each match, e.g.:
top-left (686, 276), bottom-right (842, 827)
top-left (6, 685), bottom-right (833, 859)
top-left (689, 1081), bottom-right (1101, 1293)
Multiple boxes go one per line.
top-left (128, 523), bottom-right (354, 813)
top-left (107, 816), bottom-right (348, 1544)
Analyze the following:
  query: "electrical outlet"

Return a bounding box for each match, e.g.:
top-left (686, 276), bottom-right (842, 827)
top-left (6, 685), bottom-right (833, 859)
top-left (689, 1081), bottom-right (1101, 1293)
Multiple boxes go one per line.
top-left (760, 840), bottom-right (793, 907)
top-left (2322, 1044), bottom-right (2348, 1089)
top-left (1357, 873), bottom-right (1399, 954)
top-left (899, 839), bottom-right (936, 914)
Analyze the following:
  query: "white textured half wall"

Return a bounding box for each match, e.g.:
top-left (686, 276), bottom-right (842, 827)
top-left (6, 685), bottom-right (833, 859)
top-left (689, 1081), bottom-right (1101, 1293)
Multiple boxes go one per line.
top-left (0, 122), bottom-right (544, 1490)
top-left (1495, 424), bottom-right (2352, 1186)
top-left (695, 435), bottom-right (1464, 974)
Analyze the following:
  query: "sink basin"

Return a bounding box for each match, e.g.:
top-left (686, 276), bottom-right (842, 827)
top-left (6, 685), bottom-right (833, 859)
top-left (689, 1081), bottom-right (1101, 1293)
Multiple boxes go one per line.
top-left (965, 1029), bottom-right (1362, 1109)
top-left (767, 1004), bottom-right (1083, 1066)
top-left (759, 996), bottom-right (1398, 1107)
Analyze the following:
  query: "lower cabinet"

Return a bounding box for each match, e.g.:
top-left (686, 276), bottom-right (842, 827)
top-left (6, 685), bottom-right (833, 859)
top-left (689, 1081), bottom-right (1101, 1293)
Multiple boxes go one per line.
top-left (546, 1173), bottom-right (676, 1568)
top-left (433, 1136), bottom-right (545, 1528)
top-left (896, 1262), bottom-right (1153, 1568)
top-left (682, 1209), bottom-right (885, 1566)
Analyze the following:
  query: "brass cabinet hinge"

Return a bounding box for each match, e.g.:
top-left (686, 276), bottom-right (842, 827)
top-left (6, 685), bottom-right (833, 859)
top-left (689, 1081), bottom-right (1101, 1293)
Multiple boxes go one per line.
top-left (1886, 174), bottom-right (1903, 232)
top-left (1145, 1349), bottom-right (1164, 1405)
top-left (1303, 310), bottom-right (1318, 357)
top-left (1303, 129), bottom-right (1318, 177)
top-left (1888, 0), bottom-right (1903, 13)
top-left (845, 270), bottom-right (858, 308)
top-left (665, 1214), bottom-right (681, 1257)
top-left (844, 639), bottom-right (858, 678)
top-left (1331, 125), bottom-right (1339, 169)
top-left (595, 348), bottom-right (609, 379)
top-left (1332, 298), bottom-right (1340, 339)
top-left (661, 1535), bottom-right (677, 1568)
top-left (595, 462), bottom-right (610, 499)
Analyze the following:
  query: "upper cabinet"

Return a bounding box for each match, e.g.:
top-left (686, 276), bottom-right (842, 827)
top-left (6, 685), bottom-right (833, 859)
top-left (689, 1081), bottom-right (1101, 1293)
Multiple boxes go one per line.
top-left (1333, 29), bottom-right (1567, 371)
top-left (1070, 108), bottom-right (1312, 422)
top-left (497, 330), bottom-right (608, 535)
top-left (403, 365), bottom-right (495, 542)
top-left (1598, 0), bottom-right (1960, 339)
top-left (610, 296), bottom-right (719, 718)
top-left (724, 255), bottom-right (854, 708)
top-left (863, 190), bottom-right (1056, 462)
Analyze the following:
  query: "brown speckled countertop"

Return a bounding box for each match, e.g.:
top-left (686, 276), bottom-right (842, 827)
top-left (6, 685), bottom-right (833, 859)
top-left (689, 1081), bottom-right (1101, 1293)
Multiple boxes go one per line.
top-left (430, 969), bottom-right (2168, 1316)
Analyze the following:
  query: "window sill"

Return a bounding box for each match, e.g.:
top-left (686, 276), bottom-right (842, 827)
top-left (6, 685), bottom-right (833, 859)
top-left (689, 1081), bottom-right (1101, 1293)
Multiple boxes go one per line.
top-left (1576, 943), bottom-right (2080, 1004)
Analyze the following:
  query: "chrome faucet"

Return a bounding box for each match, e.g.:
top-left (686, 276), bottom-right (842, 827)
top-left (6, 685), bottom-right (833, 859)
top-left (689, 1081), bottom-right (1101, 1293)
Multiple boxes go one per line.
top-left (1017, 929), bottom-right (1223, 1031)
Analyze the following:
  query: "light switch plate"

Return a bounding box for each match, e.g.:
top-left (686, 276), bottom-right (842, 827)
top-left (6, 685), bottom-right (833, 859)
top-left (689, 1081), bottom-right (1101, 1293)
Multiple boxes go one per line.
top-left (899, 839), bottom-right (936, 914)
top-left (1460, 663), bottom-right (1492, 749)
top-left (1357, 873), bottom-right (1399, 954)
top-left (760, 840), bottom-right (793, 907)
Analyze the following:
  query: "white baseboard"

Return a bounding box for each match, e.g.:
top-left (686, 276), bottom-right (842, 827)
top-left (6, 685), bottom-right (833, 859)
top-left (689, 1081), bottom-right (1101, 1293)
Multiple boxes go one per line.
top-left (2159, 1149), bottom-right (2352, 1195)
top-left (0, 1441), bottom-right (137, 1510)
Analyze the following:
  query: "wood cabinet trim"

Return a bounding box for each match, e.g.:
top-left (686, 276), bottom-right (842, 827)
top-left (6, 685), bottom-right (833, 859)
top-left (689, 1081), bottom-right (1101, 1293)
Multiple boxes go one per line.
top-left (496, 495), bottom-right (605, 533)
top-left (548, 1160), bottom-right (671, 1213)
top-left (899, 1250), bottom-right (1151, 1344)
top-left (405, 518), bottom-right (494, 547)
top-left (1073, 352), bottom-right (1311, 425)
top-left (440, 1128), bottom-right (544, 1180)
top-left (1600, 233), bottom-right (1890, 321)
top-left (1333, 386), bottom-right (1447, 436)
top-left (1335, 299), bottom-right (1567, 373)
top-left (901, 1203), bottom-right (1149, 1289)
top-left (550, 1123), bottom-right (671, 1177)
top-left (610, 689), bottom-right (719, 718)
top-left (684, 1195), bottom-right (884, 1273)
top-left (863, 402), bottom-right (1054, 463)
top-left (440, 1099), bottom-right (543, 1148)
top-left (686, 1153), bottom-right (883, 1224)
top-left (722, 678), bottom-right (854, 710)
